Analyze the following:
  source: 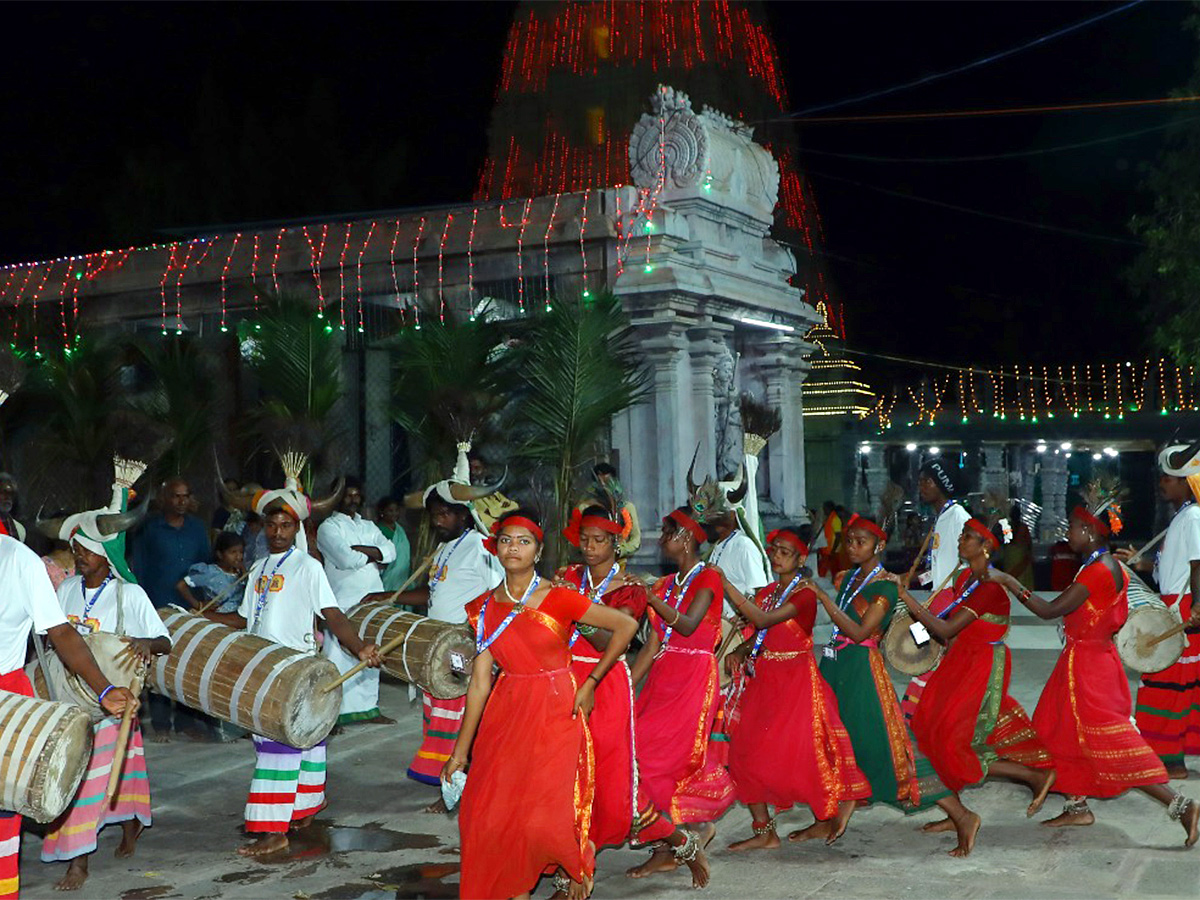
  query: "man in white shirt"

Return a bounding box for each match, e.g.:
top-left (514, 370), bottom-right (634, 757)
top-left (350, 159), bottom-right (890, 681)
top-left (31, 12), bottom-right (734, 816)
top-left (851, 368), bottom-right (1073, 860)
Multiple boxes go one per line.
top-left (1122, 443), bottom-right (1200, 779)
top-left (396, 467), bottom-right (502, 804)
top-left (317, 477), bottom-right (396, 726)
top-left (205, 494), bottom-right (380, 858)
top-left (707, 511), bottom-right (769, 618)
top-left (1, 534), bottom-right (138, 899)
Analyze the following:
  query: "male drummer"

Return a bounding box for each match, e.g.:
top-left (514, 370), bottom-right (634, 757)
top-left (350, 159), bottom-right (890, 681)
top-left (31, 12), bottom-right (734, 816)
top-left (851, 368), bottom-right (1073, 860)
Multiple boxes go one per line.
top-left (1119, 442), bottom-right (1200, 779)
top-left (204, 493), bottom-right (380, 857)
top-left (900, 459), bottom-right (971, 721)
top-left (395, 446), bottom-right (503, 808)
top-left (0, 532), bottom-right (138, 900)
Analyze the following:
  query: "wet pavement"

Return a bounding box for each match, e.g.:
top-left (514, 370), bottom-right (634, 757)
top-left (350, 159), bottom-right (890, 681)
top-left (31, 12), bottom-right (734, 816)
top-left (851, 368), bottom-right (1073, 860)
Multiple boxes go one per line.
top-left (16, 657), bottom-right (1200, 899)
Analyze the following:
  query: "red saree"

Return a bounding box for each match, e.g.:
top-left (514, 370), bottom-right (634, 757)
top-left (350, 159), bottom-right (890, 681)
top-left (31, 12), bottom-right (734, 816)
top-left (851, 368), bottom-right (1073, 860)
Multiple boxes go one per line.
top-left (562, 565), bottom-right (647, 849)
top-left (635, 566), bottom-right (735, 824)
top-left (911, 575), bottom-right (1051, 793)
top-left (1034, 561), bottom-right (1167, 797)
top-left (728, 585), bottom-right (871, 818)
top-left (460, 587), bottom-right (595, 899)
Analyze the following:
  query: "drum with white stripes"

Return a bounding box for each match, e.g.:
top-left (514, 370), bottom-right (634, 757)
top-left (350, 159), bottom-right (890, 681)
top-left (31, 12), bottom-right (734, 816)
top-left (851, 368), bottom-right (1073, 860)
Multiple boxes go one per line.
top-left (347, 602), bottom-right (473, 699)
top-left (1115, 566), bottom-right (1185, 674)
top-left (149, 608), bottom-right (341, 749)
top-left (0, 692), bottom-right (92, 822)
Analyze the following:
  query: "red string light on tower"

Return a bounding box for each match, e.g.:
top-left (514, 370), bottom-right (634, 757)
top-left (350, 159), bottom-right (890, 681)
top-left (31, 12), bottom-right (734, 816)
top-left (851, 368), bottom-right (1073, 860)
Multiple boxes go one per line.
top-left (355, 221), bottom-right (375, 334)
top-left (438, 213), bottom-right (454, 324)
top-left (543, 192), bottom-right (560, 310)
top-left (499, 200), bottom-right (533, 313)
top-left (578, 189), bottom-right (591, 299)
top-left (467, 206), bottom-right (479, 320)
top-left (411, 216), bottom-right (426, 329)
top-left (220, 233), bottom-right (242, 333)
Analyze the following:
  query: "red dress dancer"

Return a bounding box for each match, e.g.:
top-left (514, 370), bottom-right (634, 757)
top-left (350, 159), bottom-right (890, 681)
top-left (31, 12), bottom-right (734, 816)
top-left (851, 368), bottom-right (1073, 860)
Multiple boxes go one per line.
top-left (561, 563), bottom-right (647, 849)
top-left (728, 584), bottom-right (871, 821)
top-left (1034, 560), bottom-right (1167, 797)
top-left (459, 587), bottom-right (596, 898)
top-left (911, 572), bottom-right (1052, 793)
top-left (636, 564), bottom-right (735, 824)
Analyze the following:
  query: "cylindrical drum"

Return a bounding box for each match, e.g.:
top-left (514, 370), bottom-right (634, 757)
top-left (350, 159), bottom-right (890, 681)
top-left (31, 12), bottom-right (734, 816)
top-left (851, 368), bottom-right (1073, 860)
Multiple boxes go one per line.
top-left (882, 609), bottom-right (945, 676)
top-left (27, 632), bottom-right (148, 722)
top-left (347, 602), bottom-right (474, 699)
top-left (149, 608), bottom-right (341, 749)
top-left (1116, 572), bottom-right (1184, 674)
top-left (0, 692), bottom-right (93, 822)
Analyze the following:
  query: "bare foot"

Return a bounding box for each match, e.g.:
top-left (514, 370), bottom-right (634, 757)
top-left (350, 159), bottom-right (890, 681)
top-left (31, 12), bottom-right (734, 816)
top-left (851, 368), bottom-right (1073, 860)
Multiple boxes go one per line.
top-left (694, 822), bottom-right (717, 850)
top-left (1041, 809), bottom-right (1094, 828)
top-left (827, 800), bottom-right (856, 846)
top-left (626, 846), bottom-right (676, 878)
top-left (291, 802), bottom-right (326, 830)
top-left (684, 846), bottom-right (711, 889)
top-left (1167, 765), bottom-right (1190, 780)
top-left (237, 833), bottom-right (288, 857)
top-left (1182, 798), bottom-right (1199, 848)
top-left (1027, 769), bottom-right (1056, 818)
top-left (423, 797), bottom-right (448, 814)
top-left (788, 819), bottom-right (832, 843)
top-left (54, 857), bottom-right (88, 891)
top-left (948, 811), bottom-right (981, 858)
top-left (728, 829), bottom-right (780, 852)
top-left (921, 817), bottom-right (956, 834)
top-left (115, 820), bottom-right (144, 858)
top-left (566, 870), bottom-right (594, 900)
top-left (149, 731), bottom-right (171, 744)
top-left (363, 714), bottom-right (397, 725)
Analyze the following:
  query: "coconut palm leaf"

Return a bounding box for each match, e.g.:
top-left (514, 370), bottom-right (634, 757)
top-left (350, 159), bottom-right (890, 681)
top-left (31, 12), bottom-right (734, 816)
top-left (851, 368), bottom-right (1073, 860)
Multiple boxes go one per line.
top-left (128, 335), bottom-right (217, 477)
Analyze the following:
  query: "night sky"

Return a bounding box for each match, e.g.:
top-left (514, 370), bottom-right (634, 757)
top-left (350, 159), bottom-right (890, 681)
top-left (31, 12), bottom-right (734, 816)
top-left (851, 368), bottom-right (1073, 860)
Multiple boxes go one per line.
top-left (3, 1), bottom-right (1193, 366)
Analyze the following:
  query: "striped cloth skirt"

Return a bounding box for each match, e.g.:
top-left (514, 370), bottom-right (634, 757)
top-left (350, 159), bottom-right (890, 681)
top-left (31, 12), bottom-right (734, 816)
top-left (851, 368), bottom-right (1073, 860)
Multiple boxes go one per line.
top-left (40, 718), bottom-right (152, 862)
top-left (1135, 594), bottom-right (1200, 767)
top-left (406, 693), bottom-right (466, 786)
top-left (245, 737), bottom-right (327, 833)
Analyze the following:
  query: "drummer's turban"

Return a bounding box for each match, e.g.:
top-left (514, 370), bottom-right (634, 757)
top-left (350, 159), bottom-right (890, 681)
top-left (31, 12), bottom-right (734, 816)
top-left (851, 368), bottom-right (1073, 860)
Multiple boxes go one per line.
top-left (46, 484), bottom-right (146, 584)
top-left (1158, 444), bottom-right (1200, 478)
top-left (408, 441), bottom-right (506, 534)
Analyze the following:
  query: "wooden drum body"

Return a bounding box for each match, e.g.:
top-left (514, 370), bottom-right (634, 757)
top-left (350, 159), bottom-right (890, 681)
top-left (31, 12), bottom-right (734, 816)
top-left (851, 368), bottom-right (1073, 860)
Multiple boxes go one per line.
top-left (1116, 586), bottom-right (1184, 674)
top-left (149, 608), bottom-right (341, 749)
top-left (882, 609), bottom-right (945, 676)
top-left (347, 603), bottom-right (473, 699)
top-left (0, 692), bottom-right (93, 822)
top-left (28, 632), bottom-right (148, 722)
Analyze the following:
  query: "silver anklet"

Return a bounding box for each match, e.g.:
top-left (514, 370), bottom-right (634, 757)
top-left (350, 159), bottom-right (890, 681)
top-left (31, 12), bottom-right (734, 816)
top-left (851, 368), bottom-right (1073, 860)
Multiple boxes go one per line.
top-left (1167, 795), bottom-right (1192, 821)
top-left (752, 817), bottom-right (777, 836)
top-left (1063, 798), bottom-right (1090, 815)
top-left (673, 830), bottom-right (700, 862)
top-left (552, 872), bottom-right (572, 894)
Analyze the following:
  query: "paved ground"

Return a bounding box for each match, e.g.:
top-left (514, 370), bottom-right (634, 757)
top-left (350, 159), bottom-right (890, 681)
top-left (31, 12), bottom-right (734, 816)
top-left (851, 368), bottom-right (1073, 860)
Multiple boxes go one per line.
top-left (16, 621), bottom-right (1200, 899)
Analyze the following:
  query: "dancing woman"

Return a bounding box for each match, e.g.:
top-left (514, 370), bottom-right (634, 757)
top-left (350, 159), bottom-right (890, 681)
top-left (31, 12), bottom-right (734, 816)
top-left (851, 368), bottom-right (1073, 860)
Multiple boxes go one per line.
top-left (625, 506), bottom-right (734, 887)
top-left (801, 516), bottom-right (943, 815)
top-left (990, 505), bottom-right (1199, 847)
top-left (893, 518), bottom-right (1055, 858)
top-left (444, 510), bottom-right (638, 900)
top-left (717, 527), bottom-right (870, 851)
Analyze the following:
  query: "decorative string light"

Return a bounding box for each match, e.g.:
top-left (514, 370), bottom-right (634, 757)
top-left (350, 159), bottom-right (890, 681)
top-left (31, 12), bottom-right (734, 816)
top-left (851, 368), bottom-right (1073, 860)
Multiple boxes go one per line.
top-left (411, 216), bottom-right (426, 329)
top-left (578, 188), bottom-right (591, 299)
top-left (160, 243), bottom-right (179, 336)
top-left (467, 206), bottom-right (479, 320)
top-left (543, 192), bottom-right (560, 310)
top-left (250, 233), bottom-right (261, 288)
top-left (337, 223), bottom-right (353, 331)
top-left (219, 233), bottom-right (241, 333)
top-left (438, 213), bottom-right (454, 324)
top-left (355, 221), bottom-right (375, 334)
top-left (387, 219), bottom-right (403, 325)
top-left (270, 227), bottom-right (286, 296)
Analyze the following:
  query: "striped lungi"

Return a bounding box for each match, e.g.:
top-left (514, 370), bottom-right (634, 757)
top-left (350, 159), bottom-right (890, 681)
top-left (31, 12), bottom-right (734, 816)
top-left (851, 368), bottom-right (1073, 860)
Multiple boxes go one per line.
top-left (1, 669), bottom-right (33, 899)
top-left (406, 692), bottom-right (467, 786)
top-left (245, 737), bottom-right (327, 833)
top-left (41, 717), bottom-right (152, 862)
top-left (1135, 593), bottom-right (1200, 767)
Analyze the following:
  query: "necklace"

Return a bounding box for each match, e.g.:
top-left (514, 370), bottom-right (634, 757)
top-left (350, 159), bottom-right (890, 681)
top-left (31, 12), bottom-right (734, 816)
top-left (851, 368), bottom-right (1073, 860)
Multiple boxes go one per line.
top-left (747, 573), bottom-right (803, 664)
top-left (476, 573), bottom-right (541, 653)
top-left (251, 548), bottom-right (294, 631)
top-left (826, 562), bottom-right (883, 650)
top-left (568, 563), bottom-right (620, 649)
top-left (660, 561), bottom-right (705, 649)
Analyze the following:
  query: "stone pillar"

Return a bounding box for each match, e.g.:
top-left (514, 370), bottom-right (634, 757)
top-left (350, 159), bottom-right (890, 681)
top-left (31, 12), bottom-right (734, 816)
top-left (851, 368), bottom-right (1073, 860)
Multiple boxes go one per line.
top-left (979, 444), bottom-right (1008, 497)
top-left (745, 334), bottom-right (808, 518)
top-left (1039, 451), bottom-right (1069, 541)
top-left (687, 321), bottom-right (734, 479)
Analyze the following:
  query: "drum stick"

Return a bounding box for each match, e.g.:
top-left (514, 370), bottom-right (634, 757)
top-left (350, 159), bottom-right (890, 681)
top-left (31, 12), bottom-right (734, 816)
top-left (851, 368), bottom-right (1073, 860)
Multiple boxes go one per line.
top-left (104, 701), bottom-right (137, 808)
top-left (1127, 527), bottom-right (1169, 565)
top-left (1141, 621), bottom-right (1189, 650)
top-left (195, 571), bottom-right (250, 616)
top-left (383, 554), bottom-right (434, 605)
top-left (903, 525), bottom-right (938, 587)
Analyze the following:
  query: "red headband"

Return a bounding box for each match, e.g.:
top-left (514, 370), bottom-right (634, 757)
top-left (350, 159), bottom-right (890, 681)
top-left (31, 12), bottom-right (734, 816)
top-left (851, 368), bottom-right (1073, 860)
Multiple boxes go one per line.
top-left (484, 515), bottom-right (545, 555)
top-left (665, 509), bottom-right (707, 545)
top-left (845, 514), bottom-right (887, 542)
top-left (562, 508), bottom-right (623, 547)
top-left (1071, 506), bottom-right (1110, 537)
top-left (964, 517), bottom-right (1000, 549)
top-left (767, 529), bottom-right (809, 557)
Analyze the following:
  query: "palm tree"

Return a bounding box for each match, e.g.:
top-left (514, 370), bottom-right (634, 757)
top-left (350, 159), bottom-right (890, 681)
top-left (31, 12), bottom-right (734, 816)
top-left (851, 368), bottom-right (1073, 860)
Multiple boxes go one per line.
top-left (129, 334), bottom-right (218, 480)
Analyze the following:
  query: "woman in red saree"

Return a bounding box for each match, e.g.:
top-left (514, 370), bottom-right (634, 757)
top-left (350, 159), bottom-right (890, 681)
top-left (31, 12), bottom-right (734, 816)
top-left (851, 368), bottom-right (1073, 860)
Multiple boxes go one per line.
top-left (443, 510), bottom-right (638, 899)
top-left (717, 527), bottom-right (871, 852)
top-left (990, 505), bottom-right (1199, 846)
top-left (895, 518), bottom-right (1056, 857)
top-left (625, 506), bottom-right (734, 887)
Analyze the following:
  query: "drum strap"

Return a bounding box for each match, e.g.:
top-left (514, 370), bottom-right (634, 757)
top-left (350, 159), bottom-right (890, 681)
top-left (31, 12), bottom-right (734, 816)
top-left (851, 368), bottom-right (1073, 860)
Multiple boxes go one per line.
top-left (399, 618), bottom-right (424, 683)
top-left (31, 633), bottom-right (59, 702)
top-left (116, 580), bottom-right (125, 636)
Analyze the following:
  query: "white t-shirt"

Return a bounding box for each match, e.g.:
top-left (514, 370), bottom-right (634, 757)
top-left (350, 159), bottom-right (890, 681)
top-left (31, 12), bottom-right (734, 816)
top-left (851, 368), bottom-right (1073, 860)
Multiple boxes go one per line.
top-left (56, 575), bottom-right (170, 641)
top-left (317, 512), bottom-right (396, 610)
top-left (0, 535), bottom-right (68, 674)
top-left (709, 529), bottom-right (770, 617)
top-left (238, 549), bottom-right (338, 653)
top-left (427, 530), bottom-right (502, 624)
top-left (1156, 502), bottom-right (1200, 597)
top-left (929, 502), bottom-right (971, 590)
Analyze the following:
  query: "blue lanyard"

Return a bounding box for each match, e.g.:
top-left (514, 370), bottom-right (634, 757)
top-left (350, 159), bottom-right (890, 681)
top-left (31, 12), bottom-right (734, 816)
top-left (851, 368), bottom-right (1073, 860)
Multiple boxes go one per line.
top-left (939, 571), bottom-right (986, 619)
top-left (476, 574), bottom-right (541, 653)
top-left (709, 532), bottom-right (736, 565)
top-left (1074, 548), bottom-right (1106, 581)
top-left (748, 573), bottom-right (803, 661)
top-left (926, 500), bottom-right (955, 569)
top-left (431, 531), bottom-right (470, 587)
top-left (661, 562), bottom-right (705, 648)
top-left (80, 573), bottom-right (114, 622)
top-left (252, 548), bottom-right (294, 630)
top-left (828, 563), bottom-right (883, 645)
top-left (568, 564), bottom-right (619, 649)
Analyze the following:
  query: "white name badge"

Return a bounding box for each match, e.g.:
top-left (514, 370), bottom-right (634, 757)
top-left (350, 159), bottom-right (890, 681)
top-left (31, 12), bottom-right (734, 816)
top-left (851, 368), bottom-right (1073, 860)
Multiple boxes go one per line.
top-left (909, 621), bottom-right (931, 646)
top-left (822, 646), bottom-right (837, 660)
top-left (450, 652), bottom-right (468, 673)
top-left (918, 570), bottom-right (933, 587)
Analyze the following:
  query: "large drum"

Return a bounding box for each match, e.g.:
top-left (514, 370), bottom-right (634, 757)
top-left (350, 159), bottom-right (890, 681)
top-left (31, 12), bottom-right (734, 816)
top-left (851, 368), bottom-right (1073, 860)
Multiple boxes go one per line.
top-left (27, 632), bottom-right (149, 722)
top-left (149, 608), bottom-right (341, 749)
top-left (0, 692), bottom-right (93, 822)
top-left (347, 602), bottom-right (473, 699)
top-left (882, 609), bottom-right (945, 676)
top-left (1116, 567), bottom-right (1185, 674)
